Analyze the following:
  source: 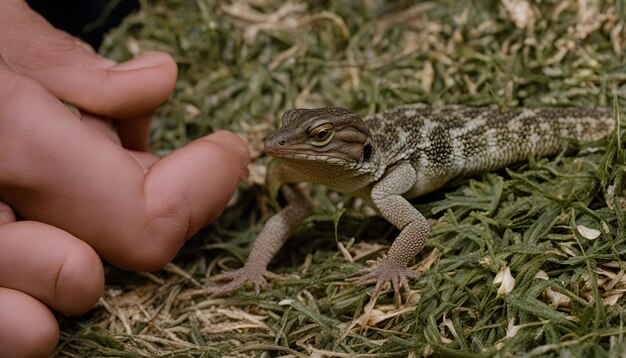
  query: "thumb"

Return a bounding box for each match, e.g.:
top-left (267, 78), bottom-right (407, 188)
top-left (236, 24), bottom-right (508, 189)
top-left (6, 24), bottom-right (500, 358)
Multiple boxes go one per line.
top-left (0, 1), bottom-right (177, 119)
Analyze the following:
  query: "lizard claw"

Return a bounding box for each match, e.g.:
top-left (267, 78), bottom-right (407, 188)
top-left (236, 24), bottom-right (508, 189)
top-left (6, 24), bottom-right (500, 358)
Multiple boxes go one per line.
top-left (348, 257), bottom-right (420, 297)
top-left (206, 266), bottom-right (270, 296)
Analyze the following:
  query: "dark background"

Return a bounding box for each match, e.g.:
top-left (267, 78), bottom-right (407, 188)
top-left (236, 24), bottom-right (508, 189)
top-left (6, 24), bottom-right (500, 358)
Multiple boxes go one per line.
top-left (27, 0), bottom-right (139, 50)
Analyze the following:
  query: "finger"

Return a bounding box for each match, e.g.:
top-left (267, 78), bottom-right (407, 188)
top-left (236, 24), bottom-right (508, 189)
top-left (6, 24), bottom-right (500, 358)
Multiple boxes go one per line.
top-left (0, 221), bottom-right (104, 315)
top-left (0, 200), bottom-right (16, 225)
top-left (117, 114), bottom-right (152, 152)
top-left (0, 62), bottom-right (149, 270)
top-left (0, 287), bottom-right (59, 357)
top-left (128, 150), bottom-right (160, 170)
top-left (80, 111), bottom-right (159, 169)
top-left (145, 130), bottom-right (251, 229)
top-left (0, 61), bottom-right (249, 272)
top-left (80, 111), bottom-right (158, 157)
top-left (143, 130), bottom-right (251, 239)
top-left (80, 112), bottom-right (122, 146)
top-left (0, 1), bottom-right (177, 119)
top-left (201, 131), bottom-right (251, 179)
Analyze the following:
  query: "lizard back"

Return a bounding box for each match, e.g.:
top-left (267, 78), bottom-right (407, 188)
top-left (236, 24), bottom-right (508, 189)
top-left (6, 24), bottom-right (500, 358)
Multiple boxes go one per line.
top-left (364, 104), bottom-right (615, 197)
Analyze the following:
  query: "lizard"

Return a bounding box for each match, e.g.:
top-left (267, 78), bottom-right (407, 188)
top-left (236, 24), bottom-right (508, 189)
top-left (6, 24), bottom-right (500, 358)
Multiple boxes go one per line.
top-left (208, 104), bottom-right (615, 297)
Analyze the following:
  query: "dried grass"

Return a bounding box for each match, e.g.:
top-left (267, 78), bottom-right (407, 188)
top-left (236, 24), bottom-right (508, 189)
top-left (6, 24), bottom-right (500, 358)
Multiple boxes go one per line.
top-left (55, 0), bottom-right (626, 356)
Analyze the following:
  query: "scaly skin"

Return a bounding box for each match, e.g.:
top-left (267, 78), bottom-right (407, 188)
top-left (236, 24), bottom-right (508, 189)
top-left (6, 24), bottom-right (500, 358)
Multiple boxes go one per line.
top-left (208, 104), bottom-right (615, 297)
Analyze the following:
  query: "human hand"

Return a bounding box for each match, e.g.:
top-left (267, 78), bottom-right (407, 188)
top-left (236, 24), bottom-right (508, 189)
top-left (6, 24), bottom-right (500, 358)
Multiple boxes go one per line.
top-left (0, 1), bottom-right (250, 356)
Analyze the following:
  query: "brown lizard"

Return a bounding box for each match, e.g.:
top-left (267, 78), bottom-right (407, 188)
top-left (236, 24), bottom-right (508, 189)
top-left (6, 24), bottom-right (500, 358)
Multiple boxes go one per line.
top-left (208, 104), bottom-right (615, 296)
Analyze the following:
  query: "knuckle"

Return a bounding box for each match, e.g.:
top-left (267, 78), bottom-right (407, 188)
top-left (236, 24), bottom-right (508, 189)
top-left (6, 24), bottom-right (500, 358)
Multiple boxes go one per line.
top-left (115, 220), bottom-right (188, 272)
top-left (54, 243), bottom-right (104, 315)
top-left (104, 196), bottom-right (192, 273)
top-left (10, 27), bottom-right (93, 73)
top-left (0, 70), bottom-right (41, 111)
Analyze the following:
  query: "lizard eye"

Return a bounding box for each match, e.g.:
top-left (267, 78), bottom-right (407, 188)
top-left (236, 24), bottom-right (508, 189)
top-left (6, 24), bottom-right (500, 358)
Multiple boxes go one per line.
top-left (308, 123), bottom-right (335, 146)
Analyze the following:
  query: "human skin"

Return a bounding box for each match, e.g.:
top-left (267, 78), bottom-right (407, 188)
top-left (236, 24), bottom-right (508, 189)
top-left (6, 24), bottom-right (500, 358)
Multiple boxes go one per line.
top-left (0, 1), bottom-right (250, 356)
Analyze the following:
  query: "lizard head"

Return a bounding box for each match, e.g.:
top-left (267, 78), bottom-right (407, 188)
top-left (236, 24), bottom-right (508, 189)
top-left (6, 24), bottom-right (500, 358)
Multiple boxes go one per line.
top-left (264, 107), bottom-right (373, 167)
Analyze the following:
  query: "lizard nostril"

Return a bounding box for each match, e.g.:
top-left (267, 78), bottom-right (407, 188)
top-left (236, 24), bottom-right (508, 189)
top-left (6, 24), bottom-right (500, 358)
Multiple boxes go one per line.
top-left (279, 140), bottom-right (286, 145)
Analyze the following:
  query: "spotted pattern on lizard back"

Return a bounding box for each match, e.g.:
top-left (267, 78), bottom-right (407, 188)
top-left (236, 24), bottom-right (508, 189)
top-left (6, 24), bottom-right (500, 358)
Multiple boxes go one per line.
top-left (365, 104), bottom-right (614, 197)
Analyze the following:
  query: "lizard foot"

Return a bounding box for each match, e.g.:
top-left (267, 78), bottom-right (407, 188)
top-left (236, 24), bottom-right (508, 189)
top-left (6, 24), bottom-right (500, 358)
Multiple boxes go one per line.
top-left (206, 266), bottom-right (271, 296)
top-left (348, 257), bottom-right (420, 297)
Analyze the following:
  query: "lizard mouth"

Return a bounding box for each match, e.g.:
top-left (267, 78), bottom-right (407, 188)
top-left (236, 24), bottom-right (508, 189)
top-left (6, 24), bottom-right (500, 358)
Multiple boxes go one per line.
top-left (264, 138), bottom-right (312, 159)
top-left (265, 149), bottom-right (350, 165)
top-left (264, 135), bottom-right (352, 166)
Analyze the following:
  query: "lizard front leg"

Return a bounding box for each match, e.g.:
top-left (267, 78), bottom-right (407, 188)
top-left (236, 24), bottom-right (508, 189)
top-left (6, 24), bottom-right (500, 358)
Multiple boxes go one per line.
top-left (207, 185), bottom-right (312, 296)
top-left (351, 161), bottom-right (429, 296)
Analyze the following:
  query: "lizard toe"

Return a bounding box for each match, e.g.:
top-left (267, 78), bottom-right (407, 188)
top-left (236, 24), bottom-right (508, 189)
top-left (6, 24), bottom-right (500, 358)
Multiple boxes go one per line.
top-left (347, 266), bottom-right (373, 279)
top-left (350, 258), bottom-right (420, 296)
top-left (390, 274), bottom-right (401, 296)
top-left (349, 271), bottom-right (379, 286)
top-left (211, 268), bottom-right (243, 281)
top-left (370, 277), bottom-right (386, 297)
top-left (252, 277), bottom-right (269, 295)
top-left (207, 266), bottom-right (271, 296)
top-left (207, 279), bottom-right (244, 297)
